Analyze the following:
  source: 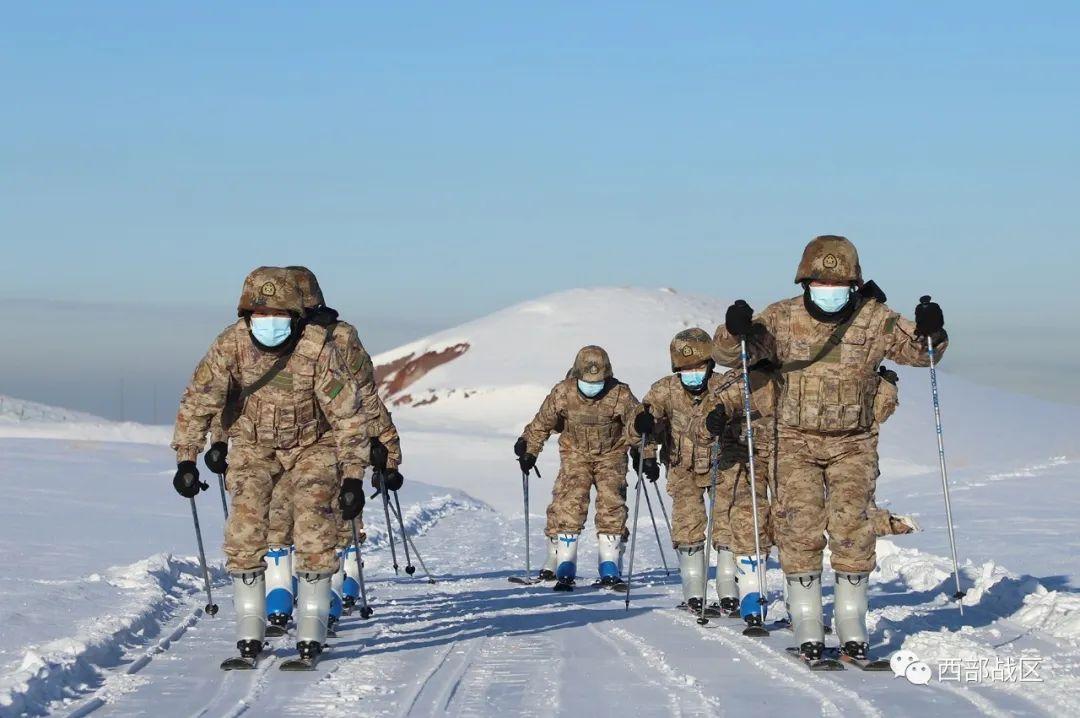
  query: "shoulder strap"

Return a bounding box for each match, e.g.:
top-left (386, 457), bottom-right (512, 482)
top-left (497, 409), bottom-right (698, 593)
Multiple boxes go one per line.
top-left (238, 352), bottom-right (293, 402)
top-left (778, 299), bottom-right (869, 375)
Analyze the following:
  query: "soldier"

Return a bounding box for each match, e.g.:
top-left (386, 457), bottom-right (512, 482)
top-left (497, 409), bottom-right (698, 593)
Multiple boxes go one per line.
top-left (514, 346), bottom-right (644, 592)
top-left (206, 266), bottom-right (399, 634)
top-left (171, 267), bottom-right (371, 669)
top-left (641, 329), bottom-right (772, 628)
top-left (712, 235), bottom-right (947, 664)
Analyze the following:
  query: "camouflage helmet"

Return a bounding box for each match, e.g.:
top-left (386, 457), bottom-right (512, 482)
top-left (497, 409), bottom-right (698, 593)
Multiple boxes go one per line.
top-left (571, 345), bottom-right (613, 382)
top-left (285, 266), bottom-right (325, 309)
top-left (670, 328), bottom-right (713, 372)
top-left (795, 235), bottom-right (863, 285)
top-left (237, 266), bottom-right (305, 316)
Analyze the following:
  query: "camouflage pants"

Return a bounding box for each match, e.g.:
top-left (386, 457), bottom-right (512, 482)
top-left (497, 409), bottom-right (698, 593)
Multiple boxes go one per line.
top-left (544, 449), bottom-right (629, 537)
top-left (666, 453), bottom-right (771, 554)
top-left (773, 428), bottom-right (877, 574)
top-left (225, 435), bottom-right (340, 574)
top-left (268, 468), bottom-right (366, 550)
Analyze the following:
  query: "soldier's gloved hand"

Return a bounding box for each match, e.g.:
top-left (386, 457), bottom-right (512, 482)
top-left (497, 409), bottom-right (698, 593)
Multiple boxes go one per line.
top-left (705, 405), bottom-right (728, 437)
top-left (370, 438), bottom-right (389, 472)
top-left (518, 452), bottom-right (537, 474)
top-left (642, 457), bottom-right (660, 482)
top-left (513, 437), bottom-right (527, 458)
top-left (915, 295), bottom-right (945, 338)
top-left (878, 365), bottom-right (899, 385)
top-left (859, 280), bottom-right (887, 303)
top-left (173, 461), bottom-right (206, 498)
top-left (339, 478), bottom-right (365, 520)
top-left (725, 300), bottom-right (755, 337)
top-left (305, 306), bottom-right (339, 327)
top-left (372, 469), bottom-right (405, 493)
top-left (204, 442), bottom-right (228, 474)
top-left (633, 406), bottom-right (655, 437)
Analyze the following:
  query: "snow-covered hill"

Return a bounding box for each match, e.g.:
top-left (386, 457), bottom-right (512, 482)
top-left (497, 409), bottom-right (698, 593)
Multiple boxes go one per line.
top-left (0, 394), bottom-right (171, 446)
top-left (2, 287), bottom-right (1080, 717)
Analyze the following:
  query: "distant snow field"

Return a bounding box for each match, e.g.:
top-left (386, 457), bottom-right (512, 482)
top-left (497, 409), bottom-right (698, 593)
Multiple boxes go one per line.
top-left (1, 288), bottom-right (1078, 717)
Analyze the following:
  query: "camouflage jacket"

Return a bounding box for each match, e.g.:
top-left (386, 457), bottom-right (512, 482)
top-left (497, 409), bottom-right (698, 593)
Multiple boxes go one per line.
top-left (712, 295), bottom-right (948, 434)
top-left (172, 320), bottom-right (371, 476)
top-left (522, 378), bottom-right (642, 459)
top-left (207, 320), bottom-right (399, 466)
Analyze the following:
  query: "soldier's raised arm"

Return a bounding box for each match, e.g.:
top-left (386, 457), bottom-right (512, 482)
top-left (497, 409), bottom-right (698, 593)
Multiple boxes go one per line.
top-left (172, 331), bottom-right (237, 464)
top-left (881, 297), bottom-right (949, 368)
top-left (712, 301), bottom-right (782, 369)
top-left (618, 384), bottom-right (645, 448)
top-left (641, 379), bottom-right (672, 460)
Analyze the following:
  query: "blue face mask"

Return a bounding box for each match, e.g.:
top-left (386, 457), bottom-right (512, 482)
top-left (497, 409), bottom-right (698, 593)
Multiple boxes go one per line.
top-left (809, 285), bottom-right (853, 314)
top-left (577, 379), bottom-right (605, 398)
top-left (250, 315), bottom-right (293, 347)
top-left (680, 369), bottom-right (707, 389)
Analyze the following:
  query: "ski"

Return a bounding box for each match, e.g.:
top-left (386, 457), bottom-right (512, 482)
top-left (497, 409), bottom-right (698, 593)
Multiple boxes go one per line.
top-left (742, 624), bottom-right (769, 638)
top-left (220, 656), bottom-right (258, 671)
top-left (279, 656), bottom-right (319, 671)
top-left (591, 579), bottom-right (629, 593)
top-left (676, 601), bottom-right (727, 619)
top-left (508, 576), bottom-right (546, 585)
top-left (265, 625), bottom-right (288, 638)
top-left (769, 618), bottom-right (832, 634)
top-left (834, 649), bottom-right (890, 671)
top-left (784, 647), bottom-right (845, 671)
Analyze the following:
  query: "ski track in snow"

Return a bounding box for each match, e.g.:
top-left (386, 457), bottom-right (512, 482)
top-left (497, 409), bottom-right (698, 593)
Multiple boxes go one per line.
top-left (6, 480), bottom-right (1078, 717)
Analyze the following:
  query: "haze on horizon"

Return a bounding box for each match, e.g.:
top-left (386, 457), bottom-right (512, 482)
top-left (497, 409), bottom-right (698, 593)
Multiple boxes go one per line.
top-left (3, 2), bottom-right (1078, 420)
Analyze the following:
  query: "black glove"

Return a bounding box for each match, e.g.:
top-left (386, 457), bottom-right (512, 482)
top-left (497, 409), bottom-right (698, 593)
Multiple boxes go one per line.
top-left (518, 452), bottom-right (537, 474)
top-left (725, 300), bottom-right (755, 337)
top-left (878, 365), bottom-right (899, 386)
top-left (204, 442), bottom-right (228, 474)
top-left (513, 437), bottom-right (527, 458)
top-left (370, 438), bottom-right (389, 472)
top-left (915, 295), bottom-right (945, 337)
top-left (173, 461), bottom-right (205, 498)
top-left (859, 280), bottom-right (887, 303)
top-left (372, 469), bottom-right (404, 493)
top-left (642, 457), bottom-right (660, 482)
top-left (705, 405), bottom-right (728, 437)
top-left (339, 478), bottom-right (365, 520)
top-left (633, 406), bottom-right (655, 437)
top-left (305, 306), bottom-right (340, 327)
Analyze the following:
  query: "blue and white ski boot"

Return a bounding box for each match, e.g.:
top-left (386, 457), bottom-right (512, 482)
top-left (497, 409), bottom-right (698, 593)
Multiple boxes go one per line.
top-left (735, 553), bottom-right (769, 636)
top-left (264, 545), bottom-right (294, 637)
top-left (553, 532), bottom-right (579, 592)
top-left (595, 534), bottom-right (627, 591)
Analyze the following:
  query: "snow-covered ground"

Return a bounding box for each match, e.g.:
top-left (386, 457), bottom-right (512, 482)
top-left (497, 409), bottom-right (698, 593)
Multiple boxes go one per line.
top-left (2, 288), bottom-right (1079, 717)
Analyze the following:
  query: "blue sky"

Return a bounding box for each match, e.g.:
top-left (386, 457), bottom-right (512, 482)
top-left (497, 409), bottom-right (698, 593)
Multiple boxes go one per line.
top-left (2, 2), bottom-right (1078, 420)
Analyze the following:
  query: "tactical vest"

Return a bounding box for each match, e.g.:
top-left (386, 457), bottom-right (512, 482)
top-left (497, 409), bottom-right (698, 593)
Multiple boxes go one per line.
top-left (231, 325), bottom-right (332, 450)
top-left (776, 300), bottom-right (886, 433)
top-left (664, 383), bottom-right (715, 474)
top-left (561, 384), bottom-right (629, 457)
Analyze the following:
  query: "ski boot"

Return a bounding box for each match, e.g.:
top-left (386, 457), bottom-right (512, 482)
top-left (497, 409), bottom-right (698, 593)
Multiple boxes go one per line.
top-left (595, 534), bottom-right (628, 591)
top-left (552, 533), bottom-right (579, 592)
top-left (341, 542), bottom-right (362, 613)
top-left (834, 572), bottom-right (888, 670)
top-left (264, 546), bottom-right (294, 637)
top-left (539, 535), bottom-right (558, 582)
top-left (783, 572), bottom-right (842, 670)
top-left (221, 570), bottom-right (267, 671)
top-left (281, 571), bottom-right (332, 671)
top-left (716, 549), bottom-right (741, 617)
top-left (328, 551), bottom-right (345, 635)
top-left (735, 553), bottom-right (769, 636)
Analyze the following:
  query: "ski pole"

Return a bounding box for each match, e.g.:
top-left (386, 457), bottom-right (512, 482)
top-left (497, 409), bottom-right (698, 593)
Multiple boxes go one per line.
top-left (189, 493), bottom-right (219, 616)
top-left (739, 338), bottom-right (770, 630)
top-left (391, 490), bottom-right (416, 575)
top-left (374, 470), bottom-right (400, 575)
top-left (651, 477), bottom-right (674, 544)
top-left (624, 475), bottom-right (646, 611)
top-left (640, 473), bottom-right (671, 576)
top-left (924, 313), bottom-right (965, 614)
top-left (216, 472), bottom-right (229, 519)
top-left (522, 469), bottom-right (531, 577)
top-left (349, 519), bottom-right (373, 618)
top-left (698, 439), bottom-right (721, 625)
top-left (624, 435), bottom-right (650, 610)
top-left (387, 498), bottom-right (437, 584)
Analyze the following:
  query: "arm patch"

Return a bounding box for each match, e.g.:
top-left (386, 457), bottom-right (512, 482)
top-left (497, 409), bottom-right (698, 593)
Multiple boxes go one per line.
top-left (884, 315), bottom-right (898, 334)
top-left (323, 380), bottom-right (345, 400)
